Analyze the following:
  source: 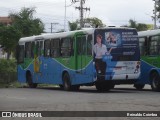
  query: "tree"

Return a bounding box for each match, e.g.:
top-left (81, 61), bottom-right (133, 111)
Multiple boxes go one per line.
top-left (0, 7), bottom-right (44, 59)
top-left (128, 19), bottom-right (150, 31)
top-left (129, 19), bottom-right (137, 28)
top-left (9, 7), bottom-right (44, 37)
top-left (84, 17), bottom-right (106, 28)
top-left (0, 25), bottom-right (21, 59)
top-left (155, 0), bottom-right (160, 19)
top-left (68, 17), bottom-right (105, 31)
top-left (136, 23), bottom-right (148, 31)
top-left (68, 21), bottom-right (78, 31)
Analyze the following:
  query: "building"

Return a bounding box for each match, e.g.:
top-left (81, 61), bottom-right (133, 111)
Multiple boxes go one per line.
top-left (0, 17), bottom-right (12, 26)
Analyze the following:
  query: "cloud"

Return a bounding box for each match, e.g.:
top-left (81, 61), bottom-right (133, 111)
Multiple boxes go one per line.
top-left (0, 0), bottom-right (154, 32)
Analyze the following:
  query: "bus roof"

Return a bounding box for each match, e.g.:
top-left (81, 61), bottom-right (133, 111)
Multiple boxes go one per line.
top-left (138, 29), bottom-right (160, 38)
top-left (18, 29), bottom-right (94, 45)
top-left (19, 27), bottom-right (137, 45)
top-left (96, 27), bottom-right (136, 30)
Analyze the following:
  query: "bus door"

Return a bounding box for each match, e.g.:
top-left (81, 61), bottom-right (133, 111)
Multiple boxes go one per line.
top-left (75, 34), bottom-right (87, 74)
top-left (74, 34), bottom-right (94, 84)
top-left (34, 39), bottom-right (44, 81)
top-left (43, 39), bottom-right (51, 83)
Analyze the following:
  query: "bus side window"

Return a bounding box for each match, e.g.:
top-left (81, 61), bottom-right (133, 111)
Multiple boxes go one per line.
top-left (37, 41), bottom-right (44, 56)
top-left (41, 41), bottom-right (44, 56)
top-left (16, 45), bottom-right (24, 64)
top-left (144, 37), bottom-right (149, 55)
top-left (77, 35), bottom-right (86, 55)
top-left (61, 38), bottom-right (72, 57)
top-left (44, 40), bottom-right (51, 57)
top-left (147, 37), bottom-right (151, 55)
top-left (51, 39), bottom-right (60, 58)
top-left (158, 36), bottom-right (160, 55)
top-left (25, 42), bottom-right (32, 58)
top-left (31, 42), bottom-right (35, 58)
top-left (139, 37), bottom-right (146, 56)
top-left (150, 36), bottom-right (160, 55)
top-left (87, 34), bottom-right (92, 56)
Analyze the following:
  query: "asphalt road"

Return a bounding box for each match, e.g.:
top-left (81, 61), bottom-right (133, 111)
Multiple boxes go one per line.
top-left (0, 85), bottom-right (160, 120)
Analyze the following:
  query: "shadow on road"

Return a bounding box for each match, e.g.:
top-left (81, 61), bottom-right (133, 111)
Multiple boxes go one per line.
top-left (25, 85), bottom-right (153, 94)
top-left (114, 87), bottom-right (151, 92)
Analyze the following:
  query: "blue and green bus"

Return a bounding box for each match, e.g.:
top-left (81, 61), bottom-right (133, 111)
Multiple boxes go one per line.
top-left (137, 29), bottom-right (160, 91)
top-left (16, 27), bottom-right (140, 91)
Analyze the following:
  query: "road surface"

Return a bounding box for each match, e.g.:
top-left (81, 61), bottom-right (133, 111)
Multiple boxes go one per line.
top-left (0, 85), bottom-right (159, 120)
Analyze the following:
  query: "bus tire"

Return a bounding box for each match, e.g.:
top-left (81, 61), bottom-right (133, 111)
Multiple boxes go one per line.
top-left (26, 72), bottom-right (37, 88)
top-left (104, 83), bottom-right (114, 91)
top-left (72, 85), bottom-right (80, 91)
top-left (63, 73), bottom-right (72, 91)
top-left (109, 83), bottom-right (115, 89)
top-left (95, 82), bottom-right (111, 92)
top-left (95, 82), bottom-right (103, 92)
top-left (59, 85), bottom-right (64, 89)
top-left (150, 72), bottom-right (160, 92)
top-left (134, 84), bottom-right (145, 90)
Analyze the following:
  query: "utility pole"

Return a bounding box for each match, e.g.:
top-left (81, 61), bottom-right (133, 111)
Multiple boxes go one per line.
top-left (64, 0), bottom-right (67, 31)
top-left (50, 23), bottom-right (59, 33)
top-left (72, 0), bottom-right (90, 28)
top-left (153, 0), bottom-right (160, 29)
top-left (153, 0), bottom-right (157, 29)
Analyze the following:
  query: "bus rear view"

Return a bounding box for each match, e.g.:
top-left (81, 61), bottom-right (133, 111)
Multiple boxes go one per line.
top-left (93, 28), bottom-right (140, 91)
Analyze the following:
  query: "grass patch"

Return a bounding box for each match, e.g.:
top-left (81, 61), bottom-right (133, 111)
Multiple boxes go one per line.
top-left (0, 82), bottom-right (58, 88)
top-left (0, 82), bottom-right (23, 88)
top-left (38, 84), bottom-right (58, 88)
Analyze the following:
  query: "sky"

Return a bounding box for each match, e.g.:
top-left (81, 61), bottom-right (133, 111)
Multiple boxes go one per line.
top-left (0, 0), bottom-right (155, 32)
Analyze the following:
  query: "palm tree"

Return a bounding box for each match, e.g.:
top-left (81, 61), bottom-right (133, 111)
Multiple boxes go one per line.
top-left (9, 7), bottom-right (44, 37)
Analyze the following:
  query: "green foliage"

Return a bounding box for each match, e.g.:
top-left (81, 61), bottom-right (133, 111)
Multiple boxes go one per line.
top-left (129, 19), bottom-right (137, 28)
top-left (68, 17), bottom-right (106, 31)
top-left (9, 7), bottom-right (44, 37)
top-left (0, 59), bottom-right (16, 73)
top-left (0, 25), bottom-right (21, 58)
top-left (156, 1), bottom-right (160, 19)
top-left (84, 17), bottom-right (106, 28)
top-left (0, 59), bottom-right (17, 87)
top-left (0, 7), bottom-right (45, 59)
top-left (128, 19), bottom-right (150, 31)
top-left (137, 23), bottom-right (149, 31)
top-left (68, 21), bottom-right (78, 31)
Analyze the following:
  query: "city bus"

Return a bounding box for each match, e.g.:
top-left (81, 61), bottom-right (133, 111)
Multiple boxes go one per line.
top-left (16, 27), bottom-right (140, 91)
top-left (137, 29), bottom-right (160, 91)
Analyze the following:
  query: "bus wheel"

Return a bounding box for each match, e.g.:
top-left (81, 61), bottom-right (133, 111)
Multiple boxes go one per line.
top-left (95, 82), bottom-right (103, 92)
top-left (26, 72), bottom-right (37, 88)
top-left (63, 73), bottom-right (72, 91)
top-left (72, 85), bottom-right (80, 91)
top-left (104, 83), bottom-right (114, 91)
top-left (95, 82), bottom-right (111, 92)
top-left (59, 85), bottom-right (64, 89)
top-left (134, 84), bottom-right (145, 90)
top-left (108, 83), bottom-right (115, 89)
top-left (151, 72), bottom-right (160, 91)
